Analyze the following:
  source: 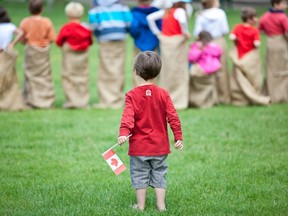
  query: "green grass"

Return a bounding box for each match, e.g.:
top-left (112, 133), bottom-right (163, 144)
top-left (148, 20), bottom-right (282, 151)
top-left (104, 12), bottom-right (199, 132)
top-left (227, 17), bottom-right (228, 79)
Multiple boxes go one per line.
top-left (1, 2), bottom-right (288, 215)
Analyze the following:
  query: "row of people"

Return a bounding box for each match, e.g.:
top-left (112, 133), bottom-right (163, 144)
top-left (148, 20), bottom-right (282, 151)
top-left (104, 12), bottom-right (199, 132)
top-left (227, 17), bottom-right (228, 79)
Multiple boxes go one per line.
top-left (0, 0), bottom-right (287, 111)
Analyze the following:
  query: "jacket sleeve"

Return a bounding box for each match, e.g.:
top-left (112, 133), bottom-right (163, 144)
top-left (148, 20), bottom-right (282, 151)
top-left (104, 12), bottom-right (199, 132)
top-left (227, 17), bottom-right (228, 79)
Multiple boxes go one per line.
top-left (55, 27), bottom-right (65, 47)
top-left (119, 94), bottom-right (135, 136)
top-left (166, 94), bottom-right (182, 141)
top-left (188, 43), bottom-right (202, 63)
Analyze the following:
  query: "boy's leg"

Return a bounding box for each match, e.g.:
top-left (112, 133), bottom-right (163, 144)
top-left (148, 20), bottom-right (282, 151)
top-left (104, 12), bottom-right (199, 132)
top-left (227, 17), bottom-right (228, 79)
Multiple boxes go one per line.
top-left (155, 188), bottom-right (166, 211)
top-left (136, 188), bottom-right (147, 210)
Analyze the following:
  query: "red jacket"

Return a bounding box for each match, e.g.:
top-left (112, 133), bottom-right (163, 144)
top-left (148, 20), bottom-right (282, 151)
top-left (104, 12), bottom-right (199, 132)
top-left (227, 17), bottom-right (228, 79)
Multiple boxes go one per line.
top-left (119, 84), bottom-right (182, 156)
top-left (162, 8), bottom-right (182, 36)
top-left (56, 22), bottom-right (93, 51)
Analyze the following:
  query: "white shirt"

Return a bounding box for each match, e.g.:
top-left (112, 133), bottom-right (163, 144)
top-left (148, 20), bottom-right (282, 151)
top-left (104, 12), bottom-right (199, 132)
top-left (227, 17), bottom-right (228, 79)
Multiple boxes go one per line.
top-left (147, 8), bottom-right (189, 35)
top-left (193, 8), bottom-right (229, 39)
top-left (0, 23), bottom-right (16, 50)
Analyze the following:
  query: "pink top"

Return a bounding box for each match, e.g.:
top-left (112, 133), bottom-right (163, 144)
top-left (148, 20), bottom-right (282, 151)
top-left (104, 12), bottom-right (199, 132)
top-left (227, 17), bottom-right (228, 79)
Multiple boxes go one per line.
top-left (188, 42), bottom-right (222, 74)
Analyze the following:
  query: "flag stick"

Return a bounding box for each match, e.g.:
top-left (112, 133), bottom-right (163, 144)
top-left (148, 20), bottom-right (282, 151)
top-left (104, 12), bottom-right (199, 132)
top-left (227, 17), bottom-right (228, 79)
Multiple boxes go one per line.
top-left (103, 134), bottom-right (132, 154)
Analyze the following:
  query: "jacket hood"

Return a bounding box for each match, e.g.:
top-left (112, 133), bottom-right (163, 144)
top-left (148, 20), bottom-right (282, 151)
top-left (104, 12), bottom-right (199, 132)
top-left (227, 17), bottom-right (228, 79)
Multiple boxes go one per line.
top-left (200, 8), bottom-right (223, 20)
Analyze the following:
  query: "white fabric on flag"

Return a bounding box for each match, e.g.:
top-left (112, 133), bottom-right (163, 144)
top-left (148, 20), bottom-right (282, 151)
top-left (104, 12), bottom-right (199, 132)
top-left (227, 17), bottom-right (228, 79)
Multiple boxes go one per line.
top-left (102, 148), bottom-right (126, 176)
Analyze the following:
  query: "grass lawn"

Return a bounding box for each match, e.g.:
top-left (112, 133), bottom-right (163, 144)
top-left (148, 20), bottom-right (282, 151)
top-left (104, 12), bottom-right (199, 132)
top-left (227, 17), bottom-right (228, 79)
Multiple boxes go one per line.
top-left (1, 2), bottom-right (288, 215)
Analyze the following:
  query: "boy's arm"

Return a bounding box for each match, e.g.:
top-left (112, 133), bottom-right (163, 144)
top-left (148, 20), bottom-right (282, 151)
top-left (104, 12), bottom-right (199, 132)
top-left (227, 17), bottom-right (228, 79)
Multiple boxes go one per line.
top-left (119, 94), bottom-right (135, 137)
top-left (55, 27), bottom-right (65, 47)
top-left (8, 28), bottom-right (24, 49)
top-left (221, 11), bottom-right (230, 35)
top-left (147, 10), bottom-right (165, 36)
top-left (253, 29), bottom-right (261, 48)
top-left (188, 43), bottom-right (202, 63)
top-left (174, 8), bottom-right (190, 39)
top-left (229, 26), bottom-right (238, 46)
top-left (166, 94), bottom-right (182, 142)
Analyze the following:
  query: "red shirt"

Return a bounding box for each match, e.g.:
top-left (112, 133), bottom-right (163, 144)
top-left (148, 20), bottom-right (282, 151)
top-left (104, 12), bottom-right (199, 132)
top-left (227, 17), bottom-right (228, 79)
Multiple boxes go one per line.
top-left (162, 8), bottom-right (182, 36)
top-left (56, 22), bottom-right (93, 51)
top-left (119, 84), bottom-right (182, 156)
top-left (232, 24), bottom-right (260, 58)
top-left (259, 10), bottom-right (288, 36)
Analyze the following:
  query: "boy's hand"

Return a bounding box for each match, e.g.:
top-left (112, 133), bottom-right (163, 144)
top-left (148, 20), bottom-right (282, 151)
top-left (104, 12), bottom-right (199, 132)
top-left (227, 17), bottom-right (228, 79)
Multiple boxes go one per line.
top-left (118, 136), bottom-right (128, 146)
top-left (174, 140), bottom-right (183, 151)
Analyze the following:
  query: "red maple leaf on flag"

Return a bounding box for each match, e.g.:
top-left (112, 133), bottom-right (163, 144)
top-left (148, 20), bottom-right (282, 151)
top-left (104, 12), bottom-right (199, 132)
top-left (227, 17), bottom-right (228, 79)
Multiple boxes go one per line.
top-left (111, 158), bottom-right (118, 167)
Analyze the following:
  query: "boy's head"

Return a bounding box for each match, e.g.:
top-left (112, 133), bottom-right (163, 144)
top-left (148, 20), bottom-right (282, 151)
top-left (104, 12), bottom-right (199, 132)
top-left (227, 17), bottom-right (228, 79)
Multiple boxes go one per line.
top-left (201, 0), bottom-right (219, 9)
top-left (0, 7), bottom-right (11, 23)
top-left (198, 31), bottom-right (213, 45)
top-left (65, 2), bottom-right (84, 19)
top-left (171, 0), bottom-right (192, 9)
top-left (29, 0), bottom-right (43, 15)
top-left (240, 7), bottom-right (257, 23)
top-left (271, 0), bottom-right (287, 10)
top-left (133, 51), bottom-right (162, 81)
top-left (137, 0), bottom-right (151, 5)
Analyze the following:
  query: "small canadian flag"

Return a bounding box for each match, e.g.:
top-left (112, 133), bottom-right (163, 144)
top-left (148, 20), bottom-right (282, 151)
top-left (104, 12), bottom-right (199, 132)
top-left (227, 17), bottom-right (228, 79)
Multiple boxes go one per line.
top-left (102, 148), bottom-right (126, 176)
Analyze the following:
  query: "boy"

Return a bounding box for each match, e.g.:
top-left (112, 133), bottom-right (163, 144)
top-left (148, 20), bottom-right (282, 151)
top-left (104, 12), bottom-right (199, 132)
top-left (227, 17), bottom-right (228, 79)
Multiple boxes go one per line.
top-left (118, 51), bottom-right (183, 211)
top-left (0, 6), bottom-right (24, 111)
top-left (259, 0), bottom-right (288, 103)
top-left (193, 0), bottom-right (230, 104)
top-left (147, 0), bottom-right (191, 110)
top-left (188, 31), bottom-right (222, 108)
top-left (56, 2), bottom-right (93, 109)
top-left (20, 0), bottom-right (56, 109)
top-left (129, 0), bottom-right (161, 87)
top-left (88, 0), bottom-right (132, 109)
top-left (229, 7), bottom-right (270, 106)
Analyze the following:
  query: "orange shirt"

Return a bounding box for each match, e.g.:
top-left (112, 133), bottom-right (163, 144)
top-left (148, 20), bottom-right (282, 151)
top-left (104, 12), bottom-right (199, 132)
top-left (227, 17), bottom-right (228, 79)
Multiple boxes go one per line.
top-left (20, 15), bottom-right (55, 47)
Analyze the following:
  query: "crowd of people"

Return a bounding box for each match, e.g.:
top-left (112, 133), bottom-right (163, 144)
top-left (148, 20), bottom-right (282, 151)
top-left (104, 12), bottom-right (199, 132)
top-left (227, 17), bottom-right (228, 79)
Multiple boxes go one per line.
top-left (0, 0), bottom-right (287, 111)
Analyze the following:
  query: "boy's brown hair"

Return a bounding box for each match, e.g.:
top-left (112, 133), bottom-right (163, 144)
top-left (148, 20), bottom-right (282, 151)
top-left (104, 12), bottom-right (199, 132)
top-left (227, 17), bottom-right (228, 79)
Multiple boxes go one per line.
top-left (198, 31), bottom-right (213, 45)
top-left (29, 0), bottom-right (43, 15)
top-left (201, 0), bottom-right (215, 9)
top-left (133, 51), bottom-right (162, 81)
top-left (240, 7), bottom-right (257, 22)
top-left (271, 0), bottom-right (284, 6)
top-left (137, 0), bottom-right (151, 4)
top-left (0, 6), bottom-right (11, 23)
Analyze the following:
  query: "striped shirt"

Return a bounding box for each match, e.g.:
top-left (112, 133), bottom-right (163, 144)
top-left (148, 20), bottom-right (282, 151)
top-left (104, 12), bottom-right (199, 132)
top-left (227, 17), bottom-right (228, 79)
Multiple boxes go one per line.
top-left (88, 3), bottom-right (132, 42)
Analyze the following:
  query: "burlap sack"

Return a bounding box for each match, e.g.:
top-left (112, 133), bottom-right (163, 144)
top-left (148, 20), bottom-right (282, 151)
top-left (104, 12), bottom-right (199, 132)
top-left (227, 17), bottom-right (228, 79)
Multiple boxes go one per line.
top-left (213, 37), bottom-right (230, 104)
top-left (61, 43), bottom-right (89, 108)
top-left (229, 48), bottom-right (270, 106)
top-left (0, 48), bottom-right (23, 111)
top-left (23, 45), bottom-right (55, 108)
top-left (159, 35), bottom-right (189, 109)
top-left (189, 64), bottom-right (218, 108)
top-left (97, 41), bottom-right (125, 109)
top-left (265, 35), bottom-right (288, 103)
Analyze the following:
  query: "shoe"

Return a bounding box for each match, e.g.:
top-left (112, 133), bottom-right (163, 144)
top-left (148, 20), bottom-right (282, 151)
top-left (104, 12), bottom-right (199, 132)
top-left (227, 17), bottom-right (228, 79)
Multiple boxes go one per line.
top-left (131, 204), bottom-right (144, 211)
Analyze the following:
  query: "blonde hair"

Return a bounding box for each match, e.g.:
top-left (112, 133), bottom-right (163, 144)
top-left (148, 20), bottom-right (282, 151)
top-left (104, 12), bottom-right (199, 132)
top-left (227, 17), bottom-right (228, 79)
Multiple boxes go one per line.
top-left (65, 2), bottom-right (84, 19)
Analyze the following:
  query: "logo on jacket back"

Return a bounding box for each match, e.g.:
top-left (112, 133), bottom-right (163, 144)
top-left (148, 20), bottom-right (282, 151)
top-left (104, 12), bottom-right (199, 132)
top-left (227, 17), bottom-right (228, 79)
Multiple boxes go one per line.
top-left (146, 90), bottom-right (151, 96)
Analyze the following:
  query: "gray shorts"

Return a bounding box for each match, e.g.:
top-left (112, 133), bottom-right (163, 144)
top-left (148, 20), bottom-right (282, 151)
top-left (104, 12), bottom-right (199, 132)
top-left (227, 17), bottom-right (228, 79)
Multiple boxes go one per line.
top-left (130, 155), bottom-right (168, 189)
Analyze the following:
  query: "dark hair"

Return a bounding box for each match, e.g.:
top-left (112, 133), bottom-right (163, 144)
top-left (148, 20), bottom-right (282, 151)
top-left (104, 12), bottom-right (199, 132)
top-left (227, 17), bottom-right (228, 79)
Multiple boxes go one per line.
top-left (0, 6), bottom-right (11, 23)
top-left (198, 31), bottom-right (213, 45)
top-left (133, 51), bottom-right (162, 81)
top-left (240, 7), bottom-right (257, 22)
top-left (29, 0), bottom-right (43, 15)
top-left (173, 2), bottom-right (186, 10)
top-left (202, 0), bottom-right (215, 9)
top-left (271, 0), bottom-right (283, 6)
